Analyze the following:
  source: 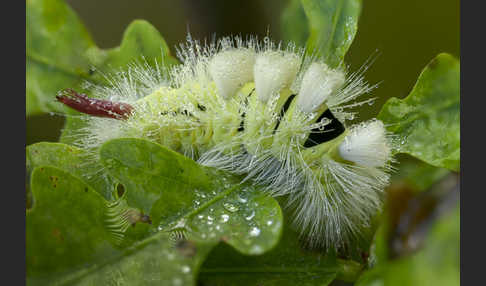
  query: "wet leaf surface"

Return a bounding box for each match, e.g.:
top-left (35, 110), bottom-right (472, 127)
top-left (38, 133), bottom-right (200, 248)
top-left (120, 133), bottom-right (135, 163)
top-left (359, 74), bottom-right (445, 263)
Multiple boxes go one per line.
top-left (378, 53), bottom-right (460, 172)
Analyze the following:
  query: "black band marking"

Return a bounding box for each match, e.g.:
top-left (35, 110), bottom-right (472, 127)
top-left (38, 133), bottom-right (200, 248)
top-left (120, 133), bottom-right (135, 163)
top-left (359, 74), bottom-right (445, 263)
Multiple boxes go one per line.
top-left (273, 94), bottom-right (297, 134)
top-left (237, 88), bottom-right (255, 132)
top-left (303, 109), bottom-right (345, 148)
top-left (197, 104), bottom-right (206, 111)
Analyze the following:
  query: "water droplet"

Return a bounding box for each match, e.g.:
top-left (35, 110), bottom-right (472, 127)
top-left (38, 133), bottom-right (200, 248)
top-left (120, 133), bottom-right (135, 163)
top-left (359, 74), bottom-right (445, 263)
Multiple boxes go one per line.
top-left (249, 227), bottom-right (261, 237)
top-left (220, 214), bottom-right (230, 222)
top-left (223, 202), bottom-right (239, 212)
top-left (245, 211), bottom-right (255, 221)
top-left (237, 194), bottom-right (248, 203)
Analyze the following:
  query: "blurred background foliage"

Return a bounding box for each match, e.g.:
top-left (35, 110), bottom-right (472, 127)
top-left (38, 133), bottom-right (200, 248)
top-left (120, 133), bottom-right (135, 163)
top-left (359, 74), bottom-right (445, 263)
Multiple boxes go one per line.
top-left (26, 0), bottom-right (459, 145)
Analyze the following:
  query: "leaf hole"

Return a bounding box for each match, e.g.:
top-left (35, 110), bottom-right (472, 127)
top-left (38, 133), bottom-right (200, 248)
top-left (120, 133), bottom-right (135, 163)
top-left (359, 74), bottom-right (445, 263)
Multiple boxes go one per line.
top-left (116, 183), bottom-right (126, 198)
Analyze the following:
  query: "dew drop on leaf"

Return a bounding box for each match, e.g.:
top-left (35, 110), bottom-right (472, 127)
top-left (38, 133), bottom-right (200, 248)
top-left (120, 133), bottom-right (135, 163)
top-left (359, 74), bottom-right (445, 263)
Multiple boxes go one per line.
top-left (181, 265), bottom-right (190, 273)
top-left (220, 214), bottom-right (230, 222)
top-left (249, 227), bottom-right (261, 237)
top-left (223, 202), bottom-right (239, 212)
top-left (245, 211), bottom-right (255, 221)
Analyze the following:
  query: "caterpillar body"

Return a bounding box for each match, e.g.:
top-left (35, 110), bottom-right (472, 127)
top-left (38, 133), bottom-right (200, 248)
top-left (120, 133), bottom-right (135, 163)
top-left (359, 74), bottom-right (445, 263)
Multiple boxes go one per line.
top-left (58, 36), bottom-right (393, 249)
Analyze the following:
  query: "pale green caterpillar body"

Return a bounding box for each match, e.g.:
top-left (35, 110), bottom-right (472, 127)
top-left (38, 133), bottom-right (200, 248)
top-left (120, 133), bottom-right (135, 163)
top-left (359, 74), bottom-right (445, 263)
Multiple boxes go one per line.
top-left (63, 36), bottom-right (393, 249)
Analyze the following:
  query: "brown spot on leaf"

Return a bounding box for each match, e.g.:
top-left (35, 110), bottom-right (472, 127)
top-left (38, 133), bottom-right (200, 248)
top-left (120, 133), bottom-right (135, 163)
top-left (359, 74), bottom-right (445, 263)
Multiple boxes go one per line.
top-left (116, 184), bottom-right (125, 198)
top-left (52, 228), bottom-right (63, 242)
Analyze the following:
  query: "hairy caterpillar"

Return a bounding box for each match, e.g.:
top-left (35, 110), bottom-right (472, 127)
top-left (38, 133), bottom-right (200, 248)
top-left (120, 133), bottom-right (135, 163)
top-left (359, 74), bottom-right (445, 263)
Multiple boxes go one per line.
top-left (57, 36), bottom-right (393, 249)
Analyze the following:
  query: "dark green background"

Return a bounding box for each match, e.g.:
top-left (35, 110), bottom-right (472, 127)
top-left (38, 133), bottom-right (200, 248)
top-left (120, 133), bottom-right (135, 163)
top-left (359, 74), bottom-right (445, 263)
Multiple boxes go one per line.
top-left (26, 0), bottom-right (459, 145)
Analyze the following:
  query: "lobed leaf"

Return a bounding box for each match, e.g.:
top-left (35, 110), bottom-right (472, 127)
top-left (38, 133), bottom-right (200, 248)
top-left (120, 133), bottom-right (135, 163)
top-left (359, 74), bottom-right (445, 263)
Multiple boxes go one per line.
top-left (198, 219), bottom-right (363, 286)
top-left (26, 138), bottom-right (285, 284)
top-left (27, 166), bottom-right (118, 284)
top-left (99, 138), bottom-right (284, 256)
top-left (26, 142), bottom-right (112, 199)
top-left (26, 0), bottom-right (96, 116)
top-left (378, 53), bottom-right (460, 172)
top-left (27, 0), bottom-right (178, 118)
top-left (26, 166), bottom-right (218, 285)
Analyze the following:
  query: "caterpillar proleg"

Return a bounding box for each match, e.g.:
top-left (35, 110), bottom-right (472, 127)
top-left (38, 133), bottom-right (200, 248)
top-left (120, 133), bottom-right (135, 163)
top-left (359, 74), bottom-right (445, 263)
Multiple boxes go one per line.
top-left (58, 36), bottom-right (393, 249)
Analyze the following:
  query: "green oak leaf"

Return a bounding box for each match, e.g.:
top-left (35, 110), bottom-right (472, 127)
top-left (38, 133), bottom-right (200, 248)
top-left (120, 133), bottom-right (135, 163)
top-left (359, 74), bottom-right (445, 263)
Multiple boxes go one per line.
top-left (27, 166), bottom-right (218, 285)
top-left (67, 237), bottom-right (216, 286)
top-left (27, 0), bottom-right (95, 116)
top-left (378, 53), bottom-right (460, 172)
top-left (26, 138), bottom-right (284, 285)
top-left (26, 142), bottom-right (113, 199)
top-left (58, 18), bottom-right (179, 145)
top-left (27, 0), bottom-right (178, 117)
top-left (198, 218), bottom-right (363, 286)
top-left (27, 166), bottom-right (118, 284)
top-left (99, 138), bottom-right (284, 256)
top-left (281, 0), bottom-right (362, 68)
